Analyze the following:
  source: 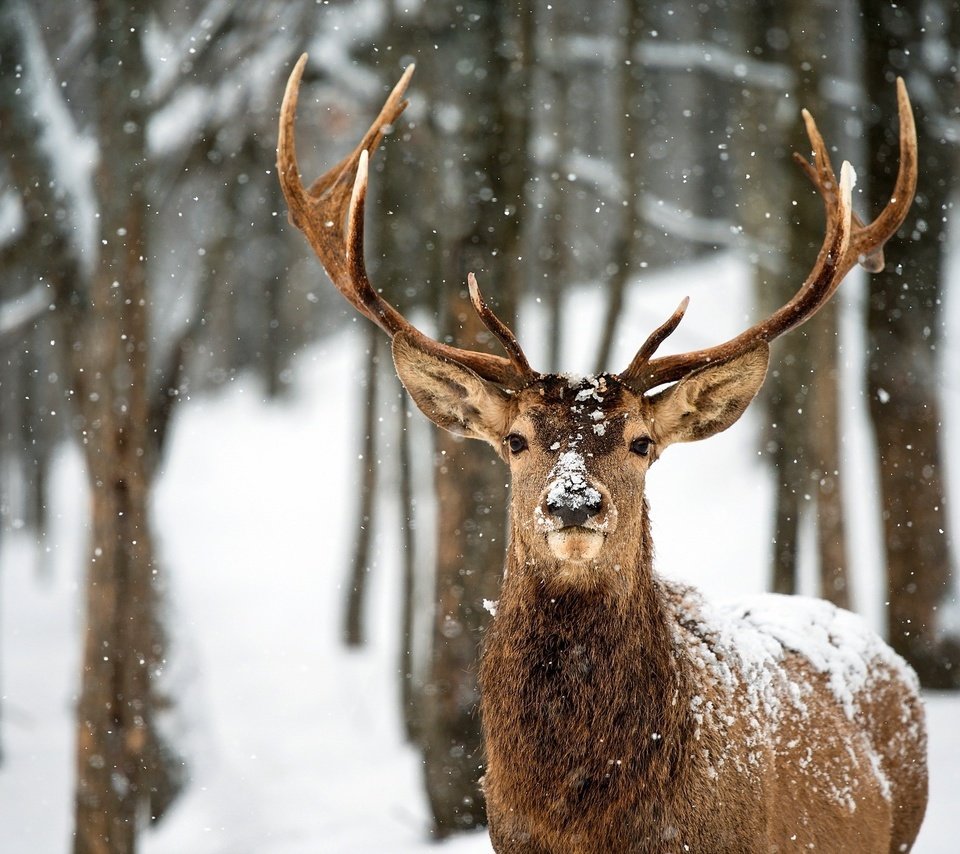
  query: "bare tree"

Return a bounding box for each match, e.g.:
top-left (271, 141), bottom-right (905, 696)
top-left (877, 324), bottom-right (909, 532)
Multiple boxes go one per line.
top-left (277, 1), bottom-right (533, 831)
top-left (1, 1), bottom-right (326, 848)
top-left (593, 0), bottom-right (651, 374)
top-left (72, 3), bottom-right (178, 848)
top-left (419, 1), bottom-right (530, 832)
top-left (733, 0), bottom-right (850, 606)
top-left (344, 325), bottom-right (381, 646)
top-left (1, 4), bottom-right (180, 849)
top-left (863, 0), bottom-right (960, 688)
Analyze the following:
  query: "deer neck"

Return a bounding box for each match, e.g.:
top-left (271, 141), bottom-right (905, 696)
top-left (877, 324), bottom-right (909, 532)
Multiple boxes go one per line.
top-left (480, 503), bottom-right (694, 824)
top-left (486, 515), bottom-right (685, 706)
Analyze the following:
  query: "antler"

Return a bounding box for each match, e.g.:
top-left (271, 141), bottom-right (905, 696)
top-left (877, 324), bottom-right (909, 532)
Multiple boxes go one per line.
top-left (620, 78), bottom-right (917, 392)
top-left (277, 54), bottom-right (538, 389)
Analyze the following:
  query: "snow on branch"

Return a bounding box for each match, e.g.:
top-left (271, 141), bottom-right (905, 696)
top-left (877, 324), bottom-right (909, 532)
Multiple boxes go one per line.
top-left (14, 4), bottom-right (96, 275)
top-left (635, 41), bottom-right (795, 91)
top-left (640, 193), bottom-right (741, 247)
top-left (0, 284), bottom-right (49, 339)
top-left (146, 0), bottom-right (238, 107)
top-left (0, 190), bottom-right (25, 249)
top-left (638, 192), bottom-right (782, 274)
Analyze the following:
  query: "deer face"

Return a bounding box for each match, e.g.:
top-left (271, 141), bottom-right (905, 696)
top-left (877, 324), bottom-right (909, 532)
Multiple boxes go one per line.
top-left (501, 375), bottom-right (643, 567)
top-left (392, 332), bottom-right (769, 585)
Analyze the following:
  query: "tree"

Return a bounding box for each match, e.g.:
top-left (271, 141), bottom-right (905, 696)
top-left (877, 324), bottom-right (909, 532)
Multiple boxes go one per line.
top-left (414, 0), bottom-right (531, 833)
top-left (1, 2), bottom-right (324, 848)
top-left (3, 2), bottom-right (184, 849)
top-left (1, 4), bottom-right (179, 849)
top-left (863, 0), bottom-right (960, 688)
top-left (593, 0), bottom-right (651, 374)
top-left (733, 0), bottom-right (851, 607)
top-left (343, 325), bottom-right (382, 646)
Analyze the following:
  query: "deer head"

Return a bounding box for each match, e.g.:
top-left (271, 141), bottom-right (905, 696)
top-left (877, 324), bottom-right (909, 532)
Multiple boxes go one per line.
top-left (277, 54), bottom-right (916, 589)
top-left (391, 332), bottom-right (769, 587)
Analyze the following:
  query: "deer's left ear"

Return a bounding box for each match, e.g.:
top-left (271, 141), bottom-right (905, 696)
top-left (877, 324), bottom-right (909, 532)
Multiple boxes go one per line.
top-left (392, 332), bottom-right (513, 448)
top-left (647, 342), bottom-right (769, 446)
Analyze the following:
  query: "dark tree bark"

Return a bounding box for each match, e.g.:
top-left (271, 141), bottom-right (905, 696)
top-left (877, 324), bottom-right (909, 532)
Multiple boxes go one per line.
top-left (534, 2), bottom-right (571, 374)
top-left (343, 325), bottom-right (381, 646)
top-left (395, 379), bottom-right (421, 743)
top-left (70, 5), bottom-right (183, 851)
top-left (863, 0), bottom-right (960, 689)
top-left (593, 0), bottom-right (649, 376)
top-left (809, 296), bottom-right (850, 609)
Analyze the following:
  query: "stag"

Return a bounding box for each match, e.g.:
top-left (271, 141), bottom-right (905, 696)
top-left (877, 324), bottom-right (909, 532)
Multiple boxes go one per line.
top-left (278, 55), bottom-right (926, 852)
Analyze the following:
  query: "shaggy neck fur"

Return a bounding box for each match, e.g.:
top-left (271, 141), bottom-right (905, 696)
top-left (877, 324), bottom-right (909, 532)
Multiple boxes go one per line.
top-left (479, 503), bottom-right (696, 847)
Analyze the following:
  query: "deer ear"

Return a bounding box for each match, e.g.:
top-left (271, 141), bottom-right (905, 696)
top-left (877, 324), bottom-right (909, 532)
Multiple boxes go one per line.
top-left (391, 332), bottom-right (513, 448)
top-left (648, 342), bottom-right (769, 445)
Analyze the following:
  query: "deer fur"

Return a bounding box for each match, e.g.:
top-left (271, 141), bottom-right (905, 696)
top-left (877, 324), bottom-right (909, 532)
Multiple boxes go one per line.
top-left (393, 334), bottom-right (928, 854)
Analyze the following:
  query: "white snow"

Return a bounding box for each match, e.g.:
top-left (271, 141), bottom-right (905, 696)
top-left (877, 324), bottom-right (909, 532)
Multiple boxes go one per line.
top-left (0, 284), bottom-right (49, 337)
top-left (667, 581), bottom-right (924, 811)
top-left (13, 7), bottom-right (97, 275)
top-left (0, 255), bottom-right (958, 851)
top-left (544, 451), bottom-right (602, 511)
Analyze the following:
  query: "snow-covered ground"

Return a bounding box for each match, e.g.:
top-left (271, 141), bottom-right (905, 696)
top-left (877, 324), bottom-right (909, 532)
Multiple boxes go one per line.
top-left (1, 256), bottom-right (958, 851)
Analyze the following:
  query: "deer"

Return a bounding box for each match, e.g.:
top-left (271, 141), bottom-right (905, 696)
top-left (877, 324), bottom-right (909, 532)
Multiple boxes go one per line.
top-left (277, 55), bottom-right (927, 853)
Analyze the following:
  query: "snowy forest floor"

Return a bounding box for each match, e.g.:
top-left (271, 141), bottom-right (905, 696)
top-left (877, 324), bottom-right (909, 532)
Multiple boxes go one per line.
top-left (1, 255), bottom-right (958, 851)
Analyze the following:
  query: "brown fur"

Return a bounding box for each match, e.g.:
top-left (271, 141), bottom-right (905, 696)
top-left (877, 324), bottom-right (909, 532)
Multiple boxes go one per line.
top-left (392, 340), bottom-right (928, 853)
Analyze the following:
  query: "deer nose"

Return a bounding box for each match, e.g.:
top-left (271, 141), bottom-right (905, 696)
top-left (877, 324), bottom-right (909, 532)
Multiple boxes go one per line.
top-left (546, 492), bottom-right (603, 528)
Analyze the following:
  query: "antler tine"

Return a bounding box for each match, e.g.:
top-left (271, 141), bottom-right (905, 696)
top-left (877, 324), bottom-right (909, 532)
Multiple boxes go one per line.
top-left (344, 150), bottom-right (394, 328)
top-left (852, 77), bottom-right (917, 265)
top-left (619, 297), bottom-right (690, 382)
top-left (278, 56), bottom-right (535, 388)
top-left (277, 54), bottom-right (413, 329)
top-left (622, 82), bottom-right (916, 394)
top-left (468, 273), bottom-right (536, 381)
top-left (794, 107), bottom-right (876, 273)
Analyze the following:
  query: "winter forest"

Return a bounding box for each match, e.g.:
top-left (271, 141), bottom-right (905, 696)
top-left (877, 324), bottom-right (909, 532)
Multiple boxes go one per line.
top-left (1, 0), bottom-right (959, 851)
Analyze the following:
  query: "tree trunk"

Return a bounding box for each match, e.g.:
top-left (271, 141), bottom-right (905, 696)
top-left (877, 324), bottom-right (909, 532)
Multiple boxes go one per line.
top-left (779, 4), bottom-right (849, 605)
top-left (0, 2), bottom-right (180, 847)
top-left (536, 3), bottom-right (570, 374)
top-left (395, 379), bottom-right (420, 743)
top-left (343, 325), bottom-right (381, 646)
top-left (736, 0), bottom-right (850, 601)
top-left (73, 4), bottom-right (181, 850)
top-left (426, 424), bottom-right (505, 834)
top-left (593, 0), bottom-right (649, 376)
top-left (809, 299), bottom-right (850, 609)
top-left (863, 1), bottom-right (960, 689)
top-left (417, 0), bottom-right (530, 835)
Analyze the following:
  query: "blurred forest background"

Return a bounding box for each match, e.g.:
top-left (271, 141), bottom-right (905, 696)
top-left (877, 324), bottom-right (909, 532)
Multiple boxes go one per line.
top-left (1, 0), bottom-right (958, 850)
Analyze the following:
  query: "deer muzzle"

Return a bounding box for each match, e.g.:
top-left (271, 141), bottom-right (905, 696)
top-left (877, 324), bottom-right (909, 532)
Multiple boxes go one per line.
top-left (534, 451), bottom-right (618, 562)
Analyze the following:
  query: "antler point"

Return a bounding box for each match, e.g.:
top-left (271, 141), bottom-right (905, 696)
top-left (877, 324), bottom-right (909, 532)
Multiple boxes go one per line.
top-left (467, 272), bottom-right (481, 302)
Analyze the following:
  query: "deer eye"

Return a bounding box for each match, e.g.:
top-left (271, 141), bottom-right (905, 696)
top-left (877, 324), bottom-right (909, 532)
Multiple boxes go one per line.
top-left (506, 433), bottom-right (528, 455)
top-left (630, 437), bottom-right (652, 457)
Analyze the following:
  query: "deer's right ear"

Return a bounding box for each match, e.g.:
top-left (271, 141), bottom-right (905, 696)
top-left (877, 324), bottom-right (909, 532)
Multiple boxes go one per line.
top-left (392, 333), bottom-right (513, 449)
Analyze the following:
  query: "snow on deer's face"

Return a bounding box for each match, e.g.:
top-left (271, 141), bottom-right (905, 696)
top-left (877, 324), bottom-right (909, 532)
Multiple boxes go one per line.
top-left (502, 374), bottom-right (658, 583)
